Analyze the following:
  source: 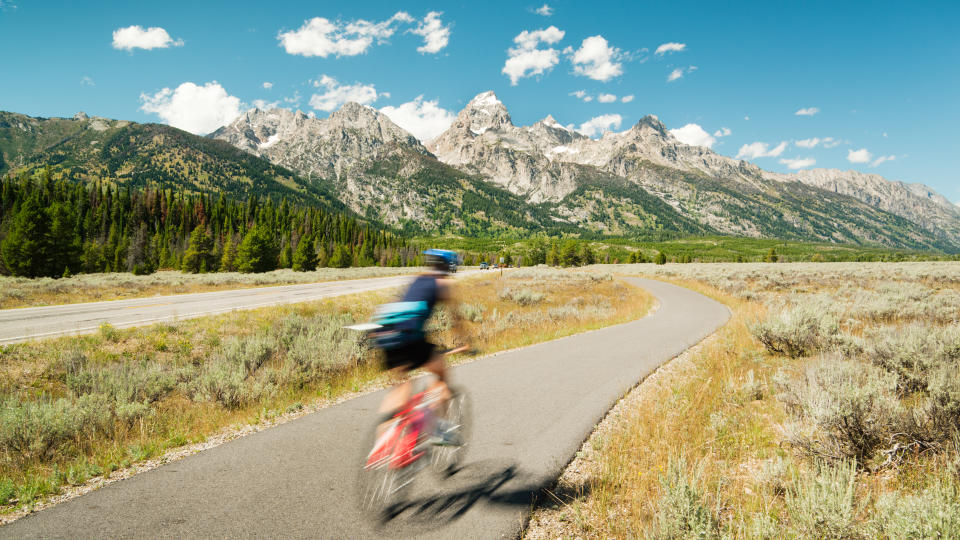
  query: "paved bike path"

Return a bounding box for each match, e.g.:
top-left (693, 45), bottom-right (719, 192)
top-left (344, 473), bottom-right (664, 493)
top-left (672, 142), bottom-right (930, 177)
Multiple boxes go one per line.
top-left (1, 278), bottom-right (730, 539)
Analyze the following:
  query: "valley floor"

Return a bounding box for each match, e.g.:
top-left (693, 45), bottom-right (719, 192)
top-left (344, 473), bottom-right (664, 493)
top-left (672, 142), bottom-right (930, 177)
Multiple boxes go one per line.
top-left (525, 262), bottom-right (960, 538)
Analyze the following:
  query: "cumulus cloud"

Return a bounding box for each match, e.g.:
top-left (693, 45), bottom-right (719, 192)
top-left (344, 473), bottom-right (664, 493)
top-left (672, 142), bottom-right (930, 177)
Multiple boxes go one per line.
top-left (736, 141), bottom-right (788, 160)
top-left (577, 114), bottom-right (622, 138)
top-left (713, 127), bottom-right (731, 137)
top-left (597, 93), bottom-right (617, 103)
top-left (139, 81), bottom-right (242, 135)
top-left (667, 66), bottom-right (696, 82)
top-left (262, 82), bottom-right (273, 89)
top-left (308, 75), bottom-right (380, 111)
top-left (795, 137), bottom-right (820, 148)
top-left (380, 96), bottom-right (456, 142)
top-left (535, 3), bottom-right (553, 16)
top-left (795, 107), bottom-right (819, 116)
top-left (847, 148), bottom-right (872, 163)
top-left (410, 11), bottom-right (450, 54)
top-left (655, 42), bottom-right (686, 55)
top-left (277, 12), bottom-right (413, 57)
top-left (112, 25), bottom-right (183, 51)
top-left (780, 157), bottom-right (816, 169)
top-left (569, 90), bottom-right (592, 102)
top-left (822, 137), bottom-right (841, 148)
top-left (251, 99), bottom-right (280, 110)
top-left (570, 35), bottom-right (623, 82)
top-left (80, 76), bottom-right (95, 87)
top-left (502, 26), bottom-right (565, 85)
top-left (621, 94), bottom-right (634, 103)
top-left (871, 155), bottom-right (896, 167)
top-left (669, 123), bottom-right (716, 148)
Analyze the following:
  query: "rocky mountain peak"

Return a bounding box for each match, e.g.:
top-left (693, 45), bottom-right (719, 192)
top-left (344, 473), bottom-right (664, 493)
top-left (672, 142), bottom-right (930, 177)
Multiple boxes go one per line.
top-left (457, 91), bottom-right (512, 134)
top-left (631, 115), bottom-right (669, 138)
top-left (73, 111), bottom-right (89, 121)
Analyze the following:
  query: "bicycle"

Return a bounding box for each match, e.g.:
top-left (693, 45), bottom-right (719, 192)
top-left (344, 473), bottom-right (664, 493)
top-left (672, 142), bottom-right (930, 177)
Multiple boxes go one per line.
top-left (355, 369), bottom-right (472, 518)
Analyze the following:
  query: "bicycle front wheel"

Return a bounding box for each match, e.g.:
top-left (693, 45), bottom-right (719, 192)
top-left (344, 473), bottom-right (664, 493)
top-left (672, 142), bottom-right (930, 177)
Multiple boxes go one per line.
top-left (430, 385), bottom-right (472, 476)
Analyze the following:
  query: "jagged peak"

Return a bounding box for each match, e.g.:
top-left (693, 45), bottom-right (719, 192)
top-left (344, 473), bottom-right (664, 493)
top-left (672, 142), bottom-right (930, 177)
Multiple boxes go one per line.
top-left (73, 111), bottom-right (89, 121)
top-left (467, 90), bottom-right (502, 108)
top-left (634, 114), bottom-right (667, 133)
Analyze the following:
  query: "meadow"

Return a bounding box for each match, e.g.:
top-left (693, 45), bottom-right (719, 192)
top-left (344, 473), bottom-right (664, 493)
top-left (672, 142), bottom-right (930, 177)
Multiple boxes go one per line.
top-left (0, 268), bottom-right (652, 520)
top-left (527, 262), bottom-right (960, 538)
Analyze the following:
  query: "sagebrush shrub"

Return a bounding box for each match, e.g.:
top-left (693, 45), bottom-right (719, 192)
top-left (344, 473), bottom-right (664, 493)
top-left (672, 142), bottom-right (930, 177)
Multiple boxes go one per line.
top-left (498, 286), bottom-right (546, 306)
top-left (864, 324), bottom-right (960, 394)
top-left (784, 460), bottom-right (863, 539)
top-left (869, 481), bottom-right (960, 539)
top-left (458, 303), bottom-right (484, 323)
top-left (752, 301), bottom-right (839, 358)
top-left (648, 458), bottom-right (720, 540)
top-left (0, 395), bottom-right (112, 460)
top-left (775, 357), bottom-right (903, 463)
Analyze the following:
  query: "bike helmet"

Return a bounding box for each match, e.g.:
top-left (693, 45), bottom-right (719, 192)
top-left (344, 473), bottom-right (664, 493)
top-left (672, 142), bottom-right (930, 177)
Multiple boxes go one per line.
top-left (423, 249), bottom-right (459, 273)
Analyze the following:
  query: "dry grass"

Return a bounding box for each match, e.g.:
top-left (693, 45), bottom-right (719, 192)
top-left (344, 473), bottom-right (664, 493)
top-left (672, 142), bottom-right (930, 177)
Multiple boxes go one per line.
top-left (526, 262), bottom-right (960, 538)
top-left (0, 267), bottom-right (652, 518)
top-left (0, 267), bottom-right (423, 310)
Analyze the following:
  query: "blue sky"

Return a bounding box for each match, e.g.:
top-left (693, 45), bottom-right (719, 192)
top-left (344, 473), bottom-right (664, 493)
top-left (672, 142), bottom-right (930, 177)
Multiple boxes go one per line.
top-left (1, 0), bottom-right (957, 200)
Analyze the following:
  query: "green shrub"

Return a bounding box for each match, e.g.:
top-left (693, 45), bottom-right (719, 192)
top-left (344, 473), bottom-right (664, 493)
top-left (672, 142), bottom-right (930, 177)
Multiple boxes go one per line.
top-left (752, 301), bottom-right (839, 358)
top-left (66, 361), bottom-right (177, 405)
top-left (458, 303), bottom-right (484, 323)
top-left (775, 357), bottom-right (903, 463)
top-left (870, 481), bottom-right (960, 539)
top-left (784, 460), bottom-right (862, 539)
top-left (864, 324), bottom-right (960, 394)
top-left (648, 458), bottom-right (720, 539)
top-left (0, 477), bottom-right (15, 505)
top-left (498, 287), bottom-right (546, 306)
top-left (218, 334), bottom-right (276, 376)
top-left (0, 395), bottom-right (112, 460)
top-left (191, 358), bottom-right (251, 409)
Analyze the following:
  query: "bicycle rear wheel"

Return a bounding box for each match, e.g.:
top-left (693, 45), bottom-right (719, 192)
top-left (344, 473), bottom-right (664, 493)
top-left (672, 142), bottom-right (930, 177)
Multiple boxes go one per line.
top-left (430, 385), bottom-right (472, 476)
top-left (356, 419), bottom-right (418, 519)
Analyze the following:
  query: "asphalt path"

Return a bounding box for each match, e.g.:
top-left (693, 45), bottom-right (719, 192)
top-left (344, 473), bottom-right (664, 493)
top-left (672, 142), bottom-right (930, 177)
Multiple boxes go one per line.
top-left (0, 273), bottom-right (477, 344)
top-left (1, 277), bottom-right (730, 539)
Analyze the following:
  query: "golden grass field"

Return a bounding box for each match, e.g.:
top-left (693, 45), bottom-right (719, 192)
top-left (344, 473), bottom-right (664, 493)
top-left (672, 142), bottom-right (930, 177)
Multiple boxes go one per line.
top-left (0, 268), bottom-right (652, 518)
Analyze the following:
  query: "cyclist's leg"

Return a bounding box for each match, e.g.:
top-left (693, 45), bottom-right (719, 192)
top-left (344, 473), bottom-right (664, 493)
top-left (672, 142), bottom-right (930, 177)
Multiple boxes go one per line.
top-left (422, 353), bottom-right (451, 412)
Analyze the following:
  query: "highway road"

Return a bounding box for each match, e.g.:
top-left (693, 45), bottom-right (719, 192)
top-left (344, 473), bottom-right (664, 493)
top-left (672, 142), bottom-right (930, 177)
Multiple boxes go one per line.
top-left (0, 277), bottom-right (730, 539)
top-left (0, 274), bottom-right (443, 344)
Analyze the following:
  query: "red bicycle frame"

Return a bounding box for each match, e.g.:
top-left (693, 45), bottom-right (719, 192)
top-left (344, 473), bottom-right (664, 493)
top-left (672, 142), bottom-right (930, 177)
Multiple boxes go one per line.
top-left (365, 390), bottom-right (433, 471)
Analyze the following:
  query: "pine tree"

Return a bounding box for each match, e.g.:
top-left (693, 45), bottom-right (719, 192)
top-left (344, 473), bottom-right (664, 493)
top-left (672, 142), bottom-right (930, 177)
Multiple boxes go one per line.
top-left (235, 225), bottom-right (279, 273)
top-left (327, 244), bottom-right (352, 268)
top-left (220, 230), bottom-right (237, 272)
top-left (291, 234), bottom-right (317, 272)
top-left (0, 194), bottom-right (53, 277)
top-left (655, 251), bottom-right (667, 265)
top-left (182, 224), bottom-right (214, 273)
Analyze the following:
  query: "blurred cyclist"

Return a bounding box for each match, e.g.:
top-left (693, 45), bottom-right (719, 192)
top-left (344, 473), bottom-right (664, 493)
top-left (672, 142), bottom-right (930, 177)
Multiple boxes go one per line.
top-left (371, 249), bottom-right (468, 444)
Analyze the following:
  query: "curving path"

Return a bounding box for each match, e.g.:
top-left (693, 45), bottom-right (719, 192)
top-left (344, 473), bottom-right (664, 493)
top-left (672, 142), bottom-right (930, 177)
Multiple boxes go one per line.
top-left (1, 278), bottom-right (729, 539)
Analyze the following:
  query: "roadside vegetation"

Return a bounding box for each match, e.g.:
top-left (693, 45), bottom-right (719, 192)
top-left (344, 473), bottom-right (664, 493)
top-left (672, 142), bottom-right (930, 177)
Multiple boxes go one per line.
top-left (0, 267), bottom-right (651, 519)
top-left (0, 267), bottom-right (421, 309)
top-left (527, 262), bottom-right (960, 538)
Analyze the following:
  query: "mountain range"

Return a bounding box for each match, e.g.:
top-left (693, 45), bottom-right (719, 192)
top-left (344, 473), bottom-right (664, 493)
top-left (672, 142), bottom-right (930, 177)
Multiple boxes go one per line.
top-left (3, 92), bottom-right (959, 252)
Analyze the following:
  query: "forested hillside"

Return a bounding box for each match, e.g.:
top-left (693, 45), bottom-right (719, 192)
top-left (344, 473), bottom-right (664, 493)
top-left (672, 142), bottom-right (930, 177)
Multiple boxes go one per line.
top-left (0, 171), bottom-right (414, 278)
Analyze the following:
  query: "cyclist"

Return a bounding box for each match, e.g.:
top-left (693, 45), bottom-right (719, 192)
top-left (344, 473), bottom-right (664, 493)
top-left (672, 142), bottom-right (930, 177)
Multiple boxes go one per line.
top-left (374, 249), bottom-right (468, 445)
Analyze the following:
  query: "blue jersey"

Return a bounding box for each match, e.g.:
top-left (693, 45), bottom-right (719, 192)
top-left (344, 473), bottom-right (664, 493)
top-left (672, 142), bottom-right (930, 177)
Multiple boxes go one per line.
top-left (401, 275), bottom-right (440, 319)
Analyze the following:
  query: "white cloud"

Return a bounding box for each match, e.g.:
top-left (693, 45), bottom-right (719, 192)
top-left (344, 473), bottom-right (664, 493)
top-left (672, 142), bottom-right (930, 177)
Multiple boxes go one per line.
top-left (795, 107), bottom-right (820, 116)
top-left (262, 82), bottom-right (273, 89)
top-left (713, 127), bottom-right (731, 137)
top-left (112, 25), bottom-right (183, 51)
top-left (822, 137), bottom-right (841, 148)
top-left (308, 75), bottom-right (380, 111)
top-left (795, 137), bottom-right (820, 148)
top-left (277, 12), bottom-right (413, 58)
top-left (535, 3), bottom-right (553, 16)
top-left (736, 141), bottom-right (788, 160)
top-left (597, 93), bottom-right (617, 103)
top-left (251, 99), bottom-right (280, 110)
top-left (569, 90), bottom-right (593, 102)
top-left (570, 35), bottom-right (623, 82)
top-left (621, 94), bottom-right (634, 103)
top-left (871, 155), bottom-right (896, 167)
top-left (410, 11), bottom-right (450, 54)
top-left (139, 81), bottom-right (242, 135)
top-left (744, 116), bottom-right (750, 121)
top-left (667, 68), bottom-right (684, 82)
top-left (80, 76), bottom-right (95, 87)
top-left (502, 26), bottom-right (565, 85)
top-left (780, 157), bottom-right (816, 169)
top-left (847, 148), bottom-right (872, 163)
top-left (655, 42), bottom-right (686, 55)
top-left (669, 123), bottom-right (716, 148)
top-left (380, 96), bottom-right (456, 142)
top-left (577, 114), bottom-right (622, 138)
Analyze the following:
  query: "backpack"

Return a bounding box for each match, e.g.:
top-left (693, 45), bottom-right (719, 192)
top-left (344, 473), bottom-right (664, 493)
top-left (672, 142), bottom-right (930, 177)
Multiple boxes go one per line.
top-left (368, 301), bottom-right (430, 350)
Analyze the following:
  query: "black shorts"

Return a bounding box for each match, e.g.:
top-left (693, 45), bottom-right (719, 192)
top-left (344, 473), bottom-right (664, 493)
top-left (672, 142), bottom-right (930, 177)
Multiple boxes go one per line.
top-left (383, 340), bottom-right (437, 371)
